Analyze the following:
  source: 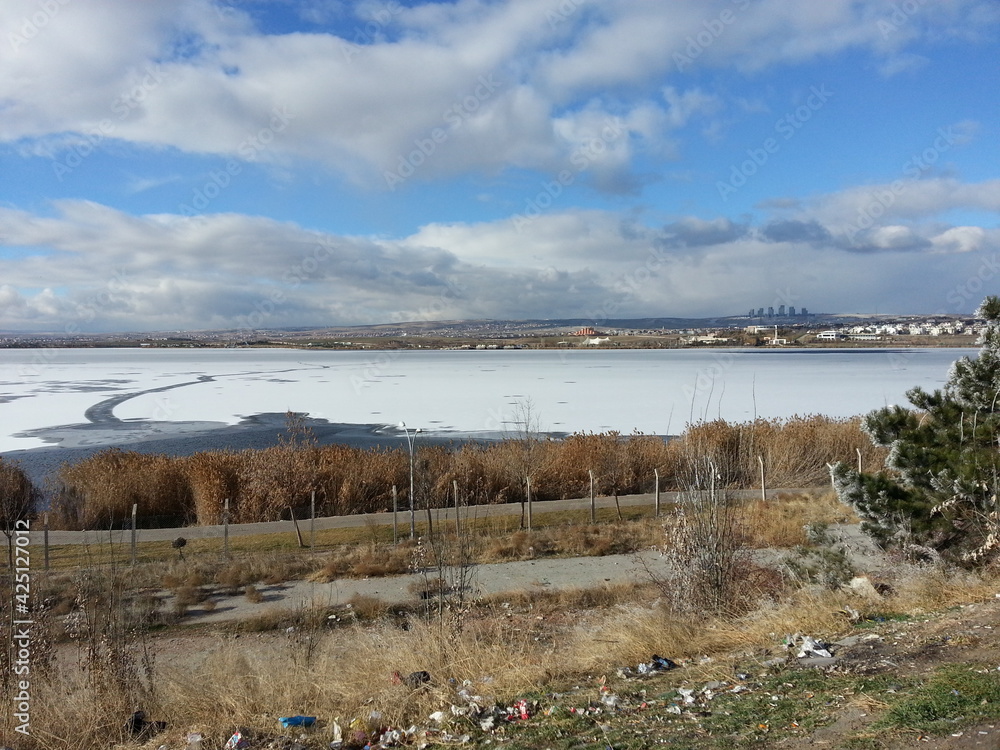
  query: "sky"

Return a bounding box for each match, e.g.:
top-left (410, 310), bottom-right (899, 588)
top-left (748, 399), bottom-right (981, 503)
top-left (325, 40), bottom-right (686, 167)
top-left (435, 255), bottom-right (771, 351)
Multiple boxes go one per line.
top-left (1, 0), bottom-right (999, 333)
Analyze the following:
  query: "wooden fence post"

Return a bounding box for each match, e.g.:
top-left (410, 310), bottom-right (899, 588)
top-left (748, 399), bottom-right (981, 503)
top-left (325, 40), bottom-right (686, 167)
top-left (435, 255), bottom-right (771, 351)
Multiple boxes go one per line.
top-left (526, 476), bottom-right (532, 532)
top-left (223, 497), bottom-right (230, 560)
top-left (589, 469), bottom-right (595, 523)
top-left (43, 513), bottom-right (50, 572)
top-left (392, 484), bottom-right (398, 544)
top-left (759, 455), bottom-right (766, 503)
top-left (130, 503), bottom-right (137, 566)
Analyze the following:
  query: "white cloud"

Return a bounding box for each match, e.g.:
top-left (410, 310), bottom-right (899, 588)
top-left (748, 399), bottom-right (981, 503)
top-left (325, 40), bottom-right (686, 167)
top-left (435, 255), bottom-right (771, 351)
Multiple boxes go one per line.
top-left (2, 195), bottom-right (999, 331)
top-left (3, 0), bottom-right (996, 188)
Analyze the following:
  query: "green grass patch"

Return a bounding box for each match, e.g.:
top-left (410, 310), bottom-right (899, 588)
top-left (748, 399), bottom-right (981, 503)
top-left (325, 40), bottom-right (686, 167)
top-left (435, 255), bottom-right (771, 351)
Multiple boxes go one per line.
top-left (33, 505), bottom-right (659, 572)
top-left (873, 663), bottom-right (1000, 734)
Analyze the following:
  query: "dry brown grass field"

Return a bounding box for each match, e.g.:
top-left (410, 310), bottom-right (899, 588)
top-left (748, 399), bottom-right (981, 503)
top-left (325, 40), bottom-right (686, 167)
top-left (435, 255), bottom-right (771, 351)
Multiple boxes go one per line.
top-left (12, 417), bottom-right (1000, 749)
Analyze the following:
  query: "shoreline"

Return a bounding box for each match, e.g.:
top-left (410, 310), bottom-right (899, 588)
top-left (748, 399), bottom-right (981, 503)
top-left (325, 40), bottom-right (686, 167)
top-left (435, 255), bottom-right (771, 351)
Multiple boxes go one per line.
top-left (0, 413), bottom-right (573, 493)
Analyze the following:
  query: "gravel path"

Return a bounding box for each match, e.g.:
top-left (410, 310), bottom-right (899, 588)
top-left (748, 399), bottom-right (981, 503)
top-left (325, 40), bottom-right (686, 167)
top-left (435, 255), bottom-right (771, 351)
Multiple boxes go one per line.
top-left (179, 550), bottom-right (675, 625)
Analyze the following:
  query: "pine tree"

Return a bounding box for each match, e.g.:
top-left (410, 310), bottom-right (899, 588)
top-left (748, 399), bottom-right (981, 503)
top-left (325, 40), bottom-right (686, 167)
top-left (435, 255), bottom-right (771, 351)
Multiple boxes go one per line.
top-left (832, 296), bottom-right (1000, 566)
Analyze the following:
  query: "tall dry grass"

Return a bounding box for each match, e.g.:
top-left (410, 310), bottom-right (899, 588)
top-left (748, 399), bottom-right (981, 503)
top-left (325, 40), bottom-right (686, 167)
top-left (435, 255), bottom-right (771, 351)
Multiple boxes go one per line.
top-left (49, 416), bottom-right (885, 528)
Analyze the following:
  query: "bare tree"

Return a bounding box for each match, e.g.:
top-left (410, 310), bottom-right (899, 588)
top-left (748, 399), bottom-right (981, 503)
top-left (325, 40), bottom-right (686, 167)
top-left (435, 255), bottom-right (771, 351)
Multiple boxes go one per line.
top-left (660, 455), bottom-right (754, 616)
top-left (502, 397), bottom-right (544, 526)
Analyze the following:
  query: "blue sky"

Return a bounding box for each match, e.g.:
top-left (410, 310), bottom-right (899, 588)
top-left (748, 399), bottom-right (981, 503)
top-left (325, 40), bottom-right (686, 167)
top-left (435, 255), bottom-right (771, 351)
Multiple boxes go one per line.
top-left (1, 0), bottom-right (999, 332)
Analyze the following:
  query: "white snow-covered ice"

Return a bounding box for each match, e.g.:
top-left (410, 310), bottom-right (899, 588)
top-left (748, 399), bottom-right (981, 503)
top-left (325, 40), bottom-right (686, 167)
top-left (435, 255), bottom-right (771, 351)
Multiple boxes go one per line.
top-left (0, 346), bottom-right (971, 453)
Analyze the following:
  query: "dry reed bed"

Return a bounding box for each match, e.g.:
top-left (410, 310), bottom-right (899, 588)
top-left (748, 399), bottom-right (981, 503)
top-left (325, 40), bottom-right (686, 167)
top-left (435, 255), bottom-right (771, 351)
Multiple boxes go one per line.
top-left (50, 416), bottom-right (885, 529)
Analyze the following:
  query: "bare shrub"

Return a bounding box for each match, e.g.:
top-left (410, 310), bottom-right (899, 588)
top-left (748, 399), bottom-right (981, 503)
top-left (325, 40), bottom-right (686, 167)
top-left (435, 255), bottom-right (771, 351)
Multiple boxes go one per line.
top-left (659, 455), bottom-right (757, 617)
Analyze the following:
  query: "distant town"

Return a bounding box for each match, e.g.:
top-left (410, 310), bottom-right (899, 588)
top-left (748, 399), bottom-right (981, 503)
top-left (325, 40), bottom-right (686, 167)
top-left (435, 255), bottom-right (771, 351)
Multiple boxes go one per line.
top-left (0, 309), bottom-right (985, 351)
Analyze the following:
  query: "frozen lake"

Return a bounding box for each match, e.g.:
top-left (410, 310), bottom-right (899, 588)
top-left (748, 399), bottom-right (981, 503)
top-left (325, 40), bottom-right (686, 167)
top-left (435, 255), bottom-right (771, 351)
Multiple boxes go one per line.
top-left (0, 346), bottom-right (973, 454)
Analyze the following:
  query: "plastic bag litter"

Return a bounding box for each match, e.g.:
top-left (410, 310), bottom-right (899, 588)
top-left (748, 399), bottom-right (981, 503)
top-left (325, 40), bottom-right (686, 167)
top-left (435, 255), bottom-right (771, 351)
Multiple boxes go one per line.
top-left (378, 728), bottom-right (404, 746)
top-left (599, 693), bottom-right (620, 708)
top-left (796, 636), bottom-right (833, 659)
top-left (636, 654), bottom-right (678, 674)
top-left (329, 720), bottom-right (343, 748)
top-left (224, 731), bottom-right (250, 750)
top-left (506, 699), bottom-right (531, 721)
top-left (393, 670), bottom-right (431, 688)
top-left (279, 716), bottom-right (316, 728)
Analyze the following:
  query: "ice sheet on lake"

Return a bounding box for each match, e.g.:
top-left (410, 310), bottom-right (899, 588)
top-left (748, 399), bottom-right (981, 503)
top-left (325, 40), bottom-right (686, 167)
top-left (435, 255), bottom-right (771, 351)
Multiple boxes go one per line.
top-left (0, 347), bottom-right (967, 454)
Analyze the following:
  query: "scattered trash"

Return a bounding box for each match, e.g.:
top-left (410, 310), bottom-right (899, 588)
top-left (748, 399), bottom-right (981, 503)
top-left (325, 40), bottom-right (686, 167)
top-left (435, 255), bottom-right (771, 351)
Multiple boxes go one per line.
top-left (599, 693), bottom-right (620, 708)
top-left (379, 728), bottom-right (404, 746)
top-left (506, 699), bottom-right (532, 721)
top-left (795, 636), bottom-right (833, 659)
top-left (186, 732), bottom-right (203, 750)
top-left (627, 654), bottom-right (679, 676)
top-left (126, 710), bottom-right (167, 738)
top-left (393, 670), bottom-right (431, 688)
top-left (840, 605), bottom-right (862, 622)
top-left (225, 731), bottom-right (250, 750)
top-left (323, 719), bottom-right (342, 748)
top-left (278, 716), bottom-right (316, 729)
